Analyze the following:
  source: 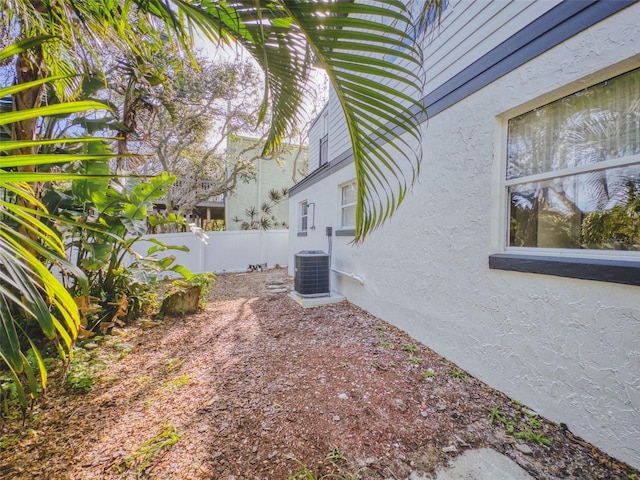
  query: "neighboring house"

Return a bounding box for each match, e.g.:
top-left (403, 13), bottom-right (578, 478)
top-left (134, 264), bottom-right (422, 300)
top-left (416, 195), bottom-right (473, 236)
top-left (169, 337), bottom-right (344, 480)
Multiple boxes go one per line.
top-left (173, 178), bottom-right (225, 227)
top-left (153, 178), bottom-right (225, 230)
top-left (226, 135), bottom-right (307, 230)
top-left (289, 0), bottom-right (640, 469)
top-left (153, 136), bottom-right (307, 231)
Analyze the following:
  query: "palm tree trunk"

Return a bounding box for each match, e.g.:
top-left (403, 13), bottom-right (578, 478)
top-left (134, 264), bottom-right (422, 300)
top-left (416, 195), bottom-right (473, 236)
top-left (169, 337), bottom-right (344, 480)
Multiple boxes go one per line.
top-left (12, 48), bottom-right (45, 159)
top-left (12, 48), bottom-right (46, 249)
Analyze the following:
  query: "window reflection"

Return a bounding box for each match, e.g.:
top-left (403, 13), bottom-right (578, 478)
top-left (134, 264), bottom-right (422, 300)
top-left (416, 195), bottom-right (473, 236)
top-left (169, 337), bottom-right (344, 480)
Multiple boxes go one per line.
top-left (507, 69), bottom-right (640, 180)
top-left (509, 165), bottom-right (640, 250)
top-left (507, 68), bottom-right (640, 250)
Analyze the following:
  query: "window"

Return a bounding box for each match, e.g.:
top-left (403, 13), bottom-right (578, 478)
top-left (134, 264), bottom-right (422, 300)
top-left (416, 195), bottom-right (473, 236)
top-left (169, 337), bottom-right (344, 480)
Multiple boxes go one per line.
top-left (340, 181), bottom-right (357, 229)
top-left (319, 134), bottom-right (329, 167)
top-left (506, 68), bottom-right (640, 252)
top-left (299, 201), bottom-right (308, 233)
top-left (319, 112), bottom-right (329, 167)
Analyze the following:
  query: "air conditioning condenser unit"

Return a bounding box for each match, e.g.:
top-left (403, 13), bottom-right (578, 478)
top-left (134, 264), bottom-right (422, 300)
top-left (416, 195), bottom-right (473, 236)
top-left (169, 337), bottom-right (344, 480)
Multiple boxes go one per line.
top-left (294, 250), bottom-right (330, 297)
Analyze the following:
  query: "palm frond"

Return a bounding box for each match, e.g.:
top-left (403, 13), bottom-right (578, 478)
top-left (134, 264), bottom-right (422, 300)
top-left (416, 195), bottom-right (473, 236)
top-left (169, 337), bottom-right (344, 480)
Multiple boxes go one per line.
top-left (165, 1), bottom-right (429, 241)
top-left (281, 1), bottom-right (426, 241)
top-left (5, 1), bottom-right (431, 241)
top-left (0, 37), bottom-right (113, 404)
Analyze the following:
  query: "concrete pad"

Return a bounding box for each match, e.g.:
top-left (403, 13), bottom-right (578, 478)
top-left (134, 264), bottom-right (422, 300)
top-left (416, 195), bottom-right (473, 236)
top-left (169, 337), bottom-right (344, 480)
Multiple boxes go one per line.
top-left (288, 291), bottom-right (346, 308)
top-left (408, 449), bottom-right (534, 480)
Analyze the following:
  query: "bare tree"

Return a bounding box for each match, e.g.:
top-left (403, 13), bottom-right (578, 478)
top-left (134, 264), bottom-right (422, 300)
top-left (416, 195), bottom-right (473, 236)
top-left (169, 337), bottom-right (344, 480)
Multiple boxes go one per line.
top-left (124, 56), bottom-right (297, 220)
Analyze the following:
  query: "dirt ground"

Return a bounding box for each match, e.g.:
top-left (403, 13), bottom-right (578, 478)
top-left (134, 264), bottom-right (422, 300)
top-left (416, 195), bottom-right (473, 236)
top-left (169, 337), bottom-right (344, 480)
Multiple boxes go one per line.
top-left (0, 268), bottom-right (635, 479)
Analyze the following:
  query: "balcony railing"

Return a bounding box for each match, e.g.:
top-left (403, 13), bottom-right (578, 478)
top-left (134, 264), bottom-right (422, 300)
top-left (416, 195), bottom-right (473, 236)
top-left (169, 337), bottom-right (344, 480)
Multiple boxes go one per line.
top-left (319, 134), bottom-right (329, 167)
top-left (165, 179), bottom-right (224, 205)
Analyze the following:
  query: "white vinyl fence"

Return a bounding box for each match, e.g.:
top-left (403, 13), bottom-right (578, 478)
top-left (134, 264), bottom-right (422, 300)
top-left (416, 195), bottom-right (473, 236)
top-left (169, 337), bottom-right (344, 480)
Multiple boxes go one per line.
top-left (131, 229), bottom-right (288, 274)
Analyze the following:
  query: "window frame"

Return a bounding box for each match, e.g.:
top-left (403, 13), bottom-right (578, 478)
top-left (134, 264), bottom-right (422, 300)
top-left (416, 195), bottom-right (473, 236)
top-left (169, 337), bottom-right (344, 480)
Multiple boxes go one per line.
top-left (491, 66), bottom-right (640, 285)
top-left (319, 133), bottom-right (329, 167)
top-left (338, 180), bottom-right (357, 234)
top-left (298, 200), bottom-right (308, 236)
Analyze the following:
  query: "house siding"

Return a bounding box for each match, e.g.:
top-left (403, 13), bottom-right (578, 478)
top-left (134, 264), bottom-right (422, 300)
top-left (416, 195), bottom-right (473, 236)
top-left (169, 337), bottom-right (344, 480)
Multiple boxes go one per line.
top-left (289, 1), bottom-right (640, 469)
top-left (326, 86), bottom-right (350, 169)
top-left (421, 0), bottom-right (560, 89)
top-left (307, 0), bottom-right (562, 176)
top-left (307, 104), bottom-right (326, 173)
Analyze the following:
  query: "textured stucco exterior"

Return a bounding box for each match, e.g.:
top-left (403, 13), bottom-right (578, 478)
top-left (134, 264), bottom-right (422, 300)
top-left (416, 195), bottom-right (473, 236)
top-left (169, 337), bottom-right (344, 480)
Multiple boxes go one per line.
top-left (289, 4), bottom-right (640, 469)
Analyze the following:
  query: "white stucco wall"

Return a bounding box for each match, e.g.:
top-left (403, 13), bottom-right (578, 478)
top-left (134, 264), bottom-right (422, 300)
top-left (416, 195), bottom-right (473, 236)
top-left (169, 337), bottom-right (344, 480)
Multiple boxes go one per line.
top-left (289, 165), bottom-right (359, 274)
top-left (289, 5), bottom-right (640, 469)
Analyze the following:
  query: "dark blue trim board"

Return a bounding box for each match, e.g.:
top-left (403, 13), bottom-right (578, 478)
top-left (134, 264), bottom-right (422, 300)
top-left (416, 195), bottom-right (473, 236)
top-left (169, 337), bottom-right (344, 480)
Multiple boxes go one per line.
top-left (289, 0), bottom-right (636, 197)
top-left (290, 149), bottom-right (352, 194)
top-left (489, 254), bottom-right (640, 287)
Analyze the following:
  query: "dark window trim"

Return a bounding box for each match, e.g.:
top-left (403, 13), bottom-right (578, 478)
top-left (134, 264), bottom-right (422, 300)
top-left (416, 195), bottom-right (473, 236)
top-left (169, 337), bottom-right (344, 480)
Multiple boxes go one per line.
top-left (289, 0), bottom-right (635, 197)
top-left (335, 228), bottom-right (355, 237)
top-left (297, 231), bottom-right (308, 237)
top-left (489, 253), bottom-right (640, 286)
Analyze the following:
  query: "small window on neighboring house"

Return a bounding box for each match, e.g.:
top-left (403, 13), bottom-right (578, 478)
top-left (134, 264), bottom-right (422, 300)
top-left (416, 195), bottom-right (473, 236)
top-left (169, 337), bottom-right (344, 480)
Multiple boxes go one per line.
top-left (340, 181), bottom-right (357, 229)
top-left (506, 68), bottom-right (640, 251)
top-left (299, 201), bottom-right (308, 233)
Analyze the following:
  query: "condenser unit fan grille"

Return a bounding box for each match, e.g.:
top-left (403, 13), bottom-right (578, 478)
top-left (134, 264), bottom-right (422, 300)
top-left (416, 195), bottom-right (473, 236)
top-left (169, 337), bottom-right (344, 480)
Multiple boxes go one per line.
top-left (294, 250), bottom-right (330, 297)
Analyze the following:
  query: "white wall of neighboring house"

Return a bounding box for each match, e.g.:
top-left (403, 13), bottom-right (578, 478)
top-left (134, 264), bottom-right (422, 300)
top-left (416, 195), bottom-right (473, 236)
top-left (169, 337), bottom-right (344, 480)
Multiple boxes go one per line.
top-left (289, 1), bottom-right (640, 469)
top-left (225, 136), bottom-right (307, 230)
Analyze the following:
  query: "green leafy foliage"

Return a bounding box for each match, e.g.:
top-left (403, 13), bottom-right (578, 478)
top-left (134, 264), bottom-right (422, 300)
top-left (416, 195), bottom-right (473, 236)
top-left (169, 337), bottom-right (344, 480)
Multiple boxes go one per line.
top-left (515, 429), bottom-right (552, 446)
top-left (0, 432), bottom-right (21, 451)
top-left (287, 447), bottom-right (365, 479)
top-left (180, 273), bottom-right (216, 308)
top-left (169, 375), bottom-right (190, 389)
top-left (65, 347), bottom-right (103, 393)
top-left (422, 368), bottom-right (435, 379)
top-left (46, 171), bottom-right (193, 332)
top-left (582, 188), bottom-right (640, 249)
top-left (487, 406), bottom-right (505, 425)
top-left (0, 39), bottom-right (190, 411)
top-left (0, 375), bottom-right (21, 419)
top-left (0, 39), bottom-right (111, 409)
top-left (402, 343), bottom-right (418, 353)
top-left (448, 369), bottom-right (469, 383)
